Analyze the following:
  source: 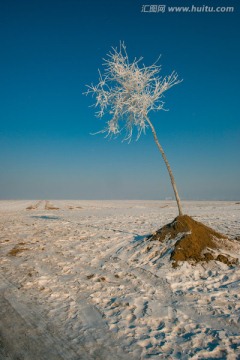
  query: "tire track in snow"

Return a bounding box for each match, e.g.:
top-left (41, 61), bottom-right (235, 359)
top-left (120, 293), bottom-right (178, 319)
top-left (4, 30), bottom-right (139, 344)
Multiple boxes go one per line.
top-left (0, 275), bottom-right (87, 360)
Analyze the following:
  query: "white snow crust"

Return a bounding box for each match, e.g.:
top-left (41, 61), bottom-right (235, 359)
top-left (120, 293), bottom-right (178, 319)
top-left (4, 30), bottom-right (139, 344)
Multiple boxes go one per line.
top-left (0, 200), bottom-right (239, 359)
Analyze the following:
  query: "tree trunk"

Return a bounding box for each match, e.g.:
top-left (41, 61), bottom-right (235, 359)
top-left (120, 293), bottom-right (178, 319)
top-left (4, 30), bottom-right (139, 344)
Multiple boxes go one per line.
top-left (146, 117), bottom-right (183, 216)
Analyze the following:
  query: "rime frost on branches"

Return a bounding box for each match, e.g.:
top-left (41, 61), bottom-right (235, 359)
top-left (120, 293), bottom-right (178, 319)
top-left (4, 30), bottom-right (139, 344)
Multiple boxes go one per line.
top-left (85, 43), bottom-right (183, 215)
top-left (85, 42), bottom-right (182, 141)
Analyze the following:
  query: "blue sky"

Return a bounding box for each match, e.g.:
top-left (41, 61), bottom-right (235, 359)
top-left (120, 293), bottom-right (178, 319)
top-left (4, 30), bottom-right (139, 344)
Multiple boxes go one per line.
top-left (0, 0), bottom-right (239, 200)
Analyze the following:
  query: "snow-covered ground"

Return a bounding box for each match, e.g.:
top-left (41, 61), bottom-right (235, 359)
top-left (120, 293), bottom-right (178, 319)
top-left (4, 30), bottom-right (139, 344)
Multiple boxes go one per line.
top-left (0, 200), bottom-right (239, 359)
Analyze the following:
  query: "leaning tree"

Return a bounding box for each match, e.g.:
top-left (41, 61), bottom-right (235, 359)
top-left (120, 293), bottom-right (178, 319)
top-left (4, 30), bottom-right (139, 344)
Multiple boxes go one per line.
top-left (85, 42), bottom-right (183, 216)
top-left (84, 43), bottom-right (236, 267)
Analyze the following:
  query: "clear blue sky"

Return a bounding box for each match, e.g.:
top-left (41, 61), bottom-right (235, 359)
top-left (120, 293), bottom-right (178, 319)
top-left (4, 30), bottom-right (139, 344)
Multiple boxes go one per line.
top-left (0, 0), bottom-right (239, 200)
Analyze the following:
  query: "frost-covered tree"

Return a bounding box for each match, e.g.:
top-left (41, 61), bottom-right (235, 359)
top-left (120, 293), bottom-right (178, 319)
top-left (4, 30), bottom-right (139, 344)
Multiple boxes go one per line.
top-left (85, 43), bottom-right (183, 216)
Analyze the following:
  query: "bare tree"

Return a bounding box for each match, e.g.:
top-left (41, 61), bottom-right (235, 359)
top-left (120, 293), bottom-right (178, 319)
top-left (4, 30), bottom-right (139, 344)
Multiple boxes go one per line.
top-left (85, 43), bottom-right (183, 216)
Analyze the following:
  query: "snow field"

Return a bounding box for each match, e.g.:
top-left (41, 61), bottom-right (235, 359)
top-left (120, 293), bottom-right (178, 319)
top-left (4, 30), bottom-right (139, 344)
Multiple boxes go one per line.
top-left (0, 200), bottom-right (239, 359)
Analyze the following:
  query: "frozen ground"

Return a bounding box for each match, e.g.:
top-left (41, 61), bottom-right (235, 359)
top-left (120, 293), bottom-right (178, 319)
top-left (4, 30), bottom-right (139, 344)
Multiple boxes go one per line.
top-left (0, 200), bottom-right (240, 359)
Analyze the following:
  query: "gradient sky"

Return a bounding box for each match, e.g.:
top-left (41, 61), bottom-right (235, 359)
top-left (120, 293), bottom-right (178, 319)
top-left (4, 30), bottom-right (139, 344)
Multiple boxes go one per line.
top-left (0, 0), bottom-right (239, 200)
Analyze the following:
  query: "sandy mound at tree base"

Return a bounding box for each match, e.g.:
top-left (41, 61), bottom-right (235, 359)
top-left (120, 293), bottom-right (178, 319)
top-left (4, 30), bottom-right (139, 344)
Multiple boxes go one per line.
top-left (149, 215), bottom-right (238, 267)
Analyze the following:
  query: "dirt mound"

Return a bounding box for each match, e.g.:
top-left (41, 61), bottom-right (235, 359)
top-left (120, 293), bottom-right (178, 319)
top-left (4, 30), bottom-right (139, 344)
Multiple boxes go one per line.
top-left (45, 201), bottom-right (59, 210)
top-left (150, 215), bottom-right (238, 267)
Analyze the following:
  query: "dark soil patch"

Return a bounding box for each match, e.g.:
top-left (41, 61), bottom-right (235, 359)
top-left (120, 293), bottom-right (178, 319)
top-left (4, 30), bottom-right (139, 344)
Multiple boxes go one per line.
top-left (86, 274), bottom-right (95, 279)
top-left (45, 206), bottom-right (59, 210)
top-left (8, 246), bottom-right (29, 256)
top-left (150, 215), bottom-right (238, 267)
top-left (203, 252), bottom-right (215, 261)
top-left (216, 254), bottom-right (238, 266)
